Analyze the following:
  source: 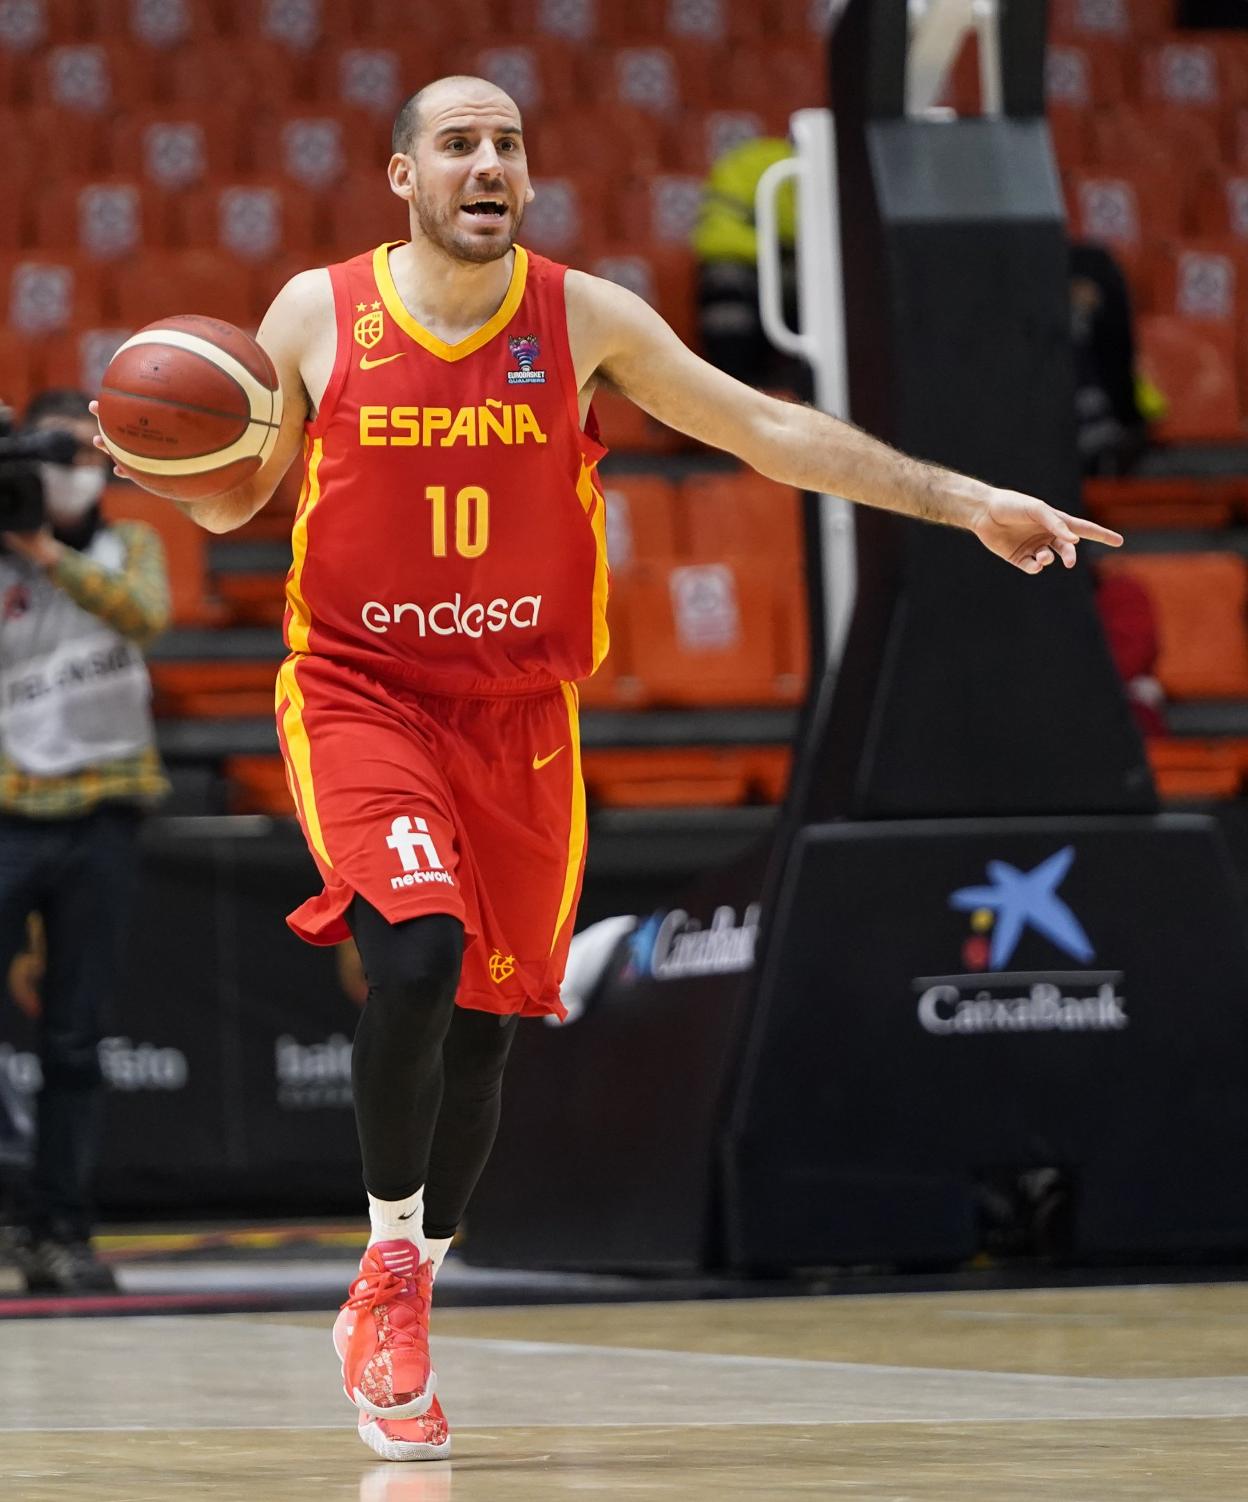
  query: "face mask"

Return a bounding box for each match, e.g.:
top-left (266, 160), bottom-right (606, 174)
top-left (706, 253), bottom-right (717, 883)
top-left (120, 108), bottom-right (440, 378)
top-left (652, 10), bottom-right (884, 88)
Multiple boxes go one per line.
top-left (38, 463), bottom-right (106, 526)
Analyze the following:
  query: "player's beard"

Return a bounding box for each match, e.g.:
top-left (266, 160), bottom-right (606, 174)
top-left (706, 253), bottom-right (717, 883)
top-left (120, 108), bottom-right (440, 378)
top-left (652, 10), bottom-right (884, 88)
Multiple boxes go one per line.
top-left (414, 181), bottom-right (524, 264)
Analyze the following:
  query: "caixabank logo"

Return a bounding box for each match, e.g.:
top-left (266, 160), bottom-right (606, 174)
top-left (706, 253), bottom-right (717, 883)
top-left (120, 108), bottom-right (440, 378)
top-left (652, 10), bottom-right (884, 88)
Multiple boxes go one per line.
top-left (914, 846), bottom-right (1128, 1037)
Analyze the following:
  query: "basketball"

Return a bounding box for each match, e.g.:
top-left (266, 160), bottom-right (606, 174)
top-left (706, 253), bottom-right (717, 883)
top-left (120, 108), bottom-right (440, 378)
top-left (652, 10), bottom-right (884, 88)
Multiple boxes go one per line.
top-left (95, 315), bottom-right (283, 502)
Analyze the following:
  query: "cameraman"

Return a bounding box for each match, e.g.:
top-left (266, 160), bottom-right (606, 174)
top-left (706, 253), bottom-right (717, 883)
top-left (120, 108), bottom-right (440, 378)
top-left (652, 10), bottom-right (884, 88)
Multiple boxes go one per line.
top-left (0, 388), bottom-right (170, 1294)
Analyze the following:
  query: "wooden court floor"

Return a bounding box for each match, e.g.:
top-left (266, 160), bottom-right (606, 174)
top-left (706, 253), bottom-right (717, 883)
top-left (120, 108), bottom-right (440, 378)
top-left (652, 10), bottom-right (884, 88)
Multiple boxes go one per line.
top-left (4, 1282), bottom-right (1248, 1498)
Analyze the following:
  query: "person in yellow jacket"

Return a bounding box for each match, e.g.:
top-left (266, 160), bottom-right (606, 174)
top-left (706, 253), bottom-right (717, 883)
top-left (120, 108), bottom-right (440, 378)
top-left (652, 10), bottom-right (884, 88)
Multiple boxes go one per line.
top-left (692, 136), bottom-right (808, 394)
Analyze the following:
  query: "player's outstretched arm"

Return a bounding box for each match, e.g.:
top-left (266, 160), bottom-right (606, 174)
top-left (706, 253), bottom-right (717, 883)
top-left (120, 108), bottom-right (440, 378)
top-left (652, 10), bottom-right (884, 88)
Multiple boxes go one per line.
top-left (91, 272), bottom-right (325, 535)
top-left (570, 273), bottom-right (1122, 575)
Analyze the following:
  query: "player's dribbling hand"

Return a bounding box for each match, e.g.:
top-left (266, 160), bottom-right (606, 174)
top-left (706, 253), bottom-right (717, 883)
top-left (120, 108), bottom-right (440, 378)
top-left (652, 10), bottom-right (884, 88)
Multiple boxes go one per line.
top-left (971, 487), bottom-right (1123, 575)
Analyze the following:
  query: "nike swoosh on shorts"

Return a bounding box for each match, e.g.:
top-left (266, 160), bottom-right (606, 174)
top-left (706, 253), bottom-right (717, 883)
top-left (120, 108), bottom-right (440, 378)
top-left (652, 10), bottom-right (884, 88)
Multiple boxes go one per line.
top-left (532, 747), bottom-right (565, 770)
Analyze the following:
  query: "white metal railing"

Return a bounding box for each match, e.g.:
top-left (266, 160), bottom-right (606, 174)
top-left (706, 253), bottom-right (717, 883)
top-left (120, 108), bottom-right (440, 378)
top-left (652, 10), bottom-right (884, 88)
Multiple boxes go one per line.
top-left (755, 108), bottom-right (856, 670)
top-left (906, 0), bottom-right (1003, 118)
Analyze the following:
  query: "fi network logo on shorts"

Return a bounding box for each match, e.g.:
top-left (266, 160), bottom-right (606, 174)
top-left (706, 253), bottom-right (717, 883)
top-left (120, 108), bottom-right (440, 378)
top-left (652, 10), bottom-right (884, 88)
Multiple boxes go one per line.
top-left (386, 816), bottom-right (455, 890)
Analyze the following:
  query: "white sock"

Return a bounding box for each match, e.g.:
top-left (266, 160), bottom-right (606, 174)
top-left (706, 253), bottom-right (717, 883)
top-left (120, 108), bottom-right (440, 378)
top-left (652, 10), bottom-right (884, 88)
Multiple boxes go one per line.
top-left (367, 1187), bottom-right (427, 1259)
top-left (426, 1236), bottom-right (453, 1279)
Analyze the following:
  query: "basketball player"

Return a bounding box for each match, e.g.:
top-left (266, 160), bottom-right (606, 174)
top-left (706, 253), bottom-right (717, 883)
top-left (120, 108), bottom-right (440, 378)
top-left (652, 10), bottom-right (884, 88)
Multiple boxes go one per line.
top-left (95, 76), bottom-right (1122, 1461)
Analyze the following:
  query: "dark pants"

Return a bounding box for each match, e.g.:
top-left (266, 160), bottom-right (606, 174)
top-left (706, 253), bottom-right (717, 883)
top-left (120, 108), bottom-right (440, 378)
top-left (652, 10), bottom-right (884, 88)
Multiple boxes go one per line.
top-left (0, 806), bottom-right (141, 1238)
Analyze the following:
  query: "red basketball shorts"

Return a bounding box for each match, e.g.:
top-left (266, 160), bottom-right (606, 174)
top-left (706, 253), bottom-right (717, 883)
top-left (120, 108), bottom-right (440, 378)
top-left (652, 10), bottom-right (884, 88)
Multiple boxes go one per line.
top-left (274, 654), bottom-right (586, 1020)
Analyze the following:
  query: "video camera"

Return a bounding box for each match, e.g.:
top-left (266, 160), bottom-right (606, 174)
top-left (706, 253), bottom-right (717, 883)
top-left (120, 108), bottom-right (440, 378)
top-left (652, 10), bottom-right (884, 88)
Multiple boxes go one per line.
top-left (0, 416), bottom-right (82, 533)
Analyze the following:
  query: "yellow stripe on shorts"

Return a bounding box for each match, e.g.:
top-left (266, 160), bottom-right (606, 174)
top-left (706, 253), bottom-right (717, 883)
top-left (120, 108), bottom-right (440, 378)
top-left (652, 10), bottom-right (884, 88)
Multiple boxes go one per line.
top-left (550, 681), bottom-right (586, 954)
top-left (277, 656), bottom-right (331, 868)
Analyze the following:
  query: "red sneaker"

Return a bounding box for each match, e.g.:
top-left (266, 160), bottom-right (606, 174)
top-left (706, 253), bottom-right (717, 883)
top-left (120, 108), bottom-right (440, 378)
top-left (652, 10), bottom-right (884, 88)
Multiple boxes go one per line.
top-left (333, 1240), bottom-right (435, 1420)
top-left (357, 1395), bottom-right (452, 1462)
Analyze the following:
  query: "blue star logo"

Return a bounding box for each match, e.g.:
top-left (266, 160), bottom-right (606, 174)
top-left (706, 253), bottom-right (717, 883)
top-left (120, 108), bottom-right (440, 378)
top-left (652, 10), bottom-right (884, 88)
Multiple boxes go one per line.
top-left (949, 846), bottom-right (1094, 970)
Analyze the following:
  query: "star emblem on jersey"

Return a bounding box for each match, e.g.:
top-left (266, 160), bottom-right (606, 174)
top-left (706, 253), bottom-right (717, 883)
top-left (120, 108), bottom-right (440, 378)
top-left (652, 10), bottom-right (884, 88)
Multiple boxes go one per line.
top-left (488, 950), bottom-right (517, 984)
top-left (506, 333), bottom-right (546, 385)
top-left (354, 308), bottom-right (385, 351)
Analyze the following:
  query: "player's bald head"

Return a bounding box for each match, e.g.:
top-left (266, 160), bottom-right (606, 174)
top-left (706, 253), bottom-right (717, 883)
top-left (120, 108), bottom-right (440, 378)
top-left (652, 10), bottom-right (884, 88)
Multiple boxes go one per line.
top-left (391, 75), bottom-right (522, 156)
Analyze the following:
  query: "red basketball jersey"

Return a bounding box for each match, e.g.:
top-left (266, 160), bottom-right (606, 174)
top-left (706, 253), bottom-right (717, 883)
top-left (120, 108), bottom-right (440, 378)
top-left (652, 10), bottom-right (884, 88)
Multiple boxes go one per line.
top-left (284, 243), bottom-right (610, 695)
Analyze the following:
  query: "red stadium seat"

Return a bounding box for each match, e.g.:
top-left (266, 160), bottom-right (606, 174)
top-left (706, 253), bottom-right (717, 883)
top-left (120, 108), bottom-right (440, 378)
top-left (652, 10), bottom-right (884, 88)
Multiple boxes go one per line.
top-left (626, 556), bottom-right (803, 706)
top-left (1083, 477), bottom-right (1241, 531)
top-left (1145, 239), bottom-right (1248, 322)
top-left (325, 180), bottom-right (411, 262)
top-left (1147, 741), bottom-right (1242, 800)
top-left (1089, 106), bottom-right (1221, 175)
top-left (1139, 40), bottom-right (1242, 111)
top-left (1049, 0), bottom-right (1175, 43)
top-left (1100, 553), bottom-right (1248, 699)
top-left (527, 108), bottom-right (672, 180)
top-left (474, 39), bottom-right (585, 115)
top-left (312, 40), bottom-right (410, 120)
top-left (31, 41), bottom-right (156, 112)
top-left (1048, 106), bottom-right (1091, 168)
top-left (1194, 173), bottom-right (1248, 239)
top-left (0, 104), bottom-right (109, 178)
top-left (521, 175), bottom-right (610, 261)
top-left (0, 331), bottom-right (39, 413)
top-left (41, 328), bottom-right (131, 396)
top-left (278, 110), bottom-right (391, 191)
top-left (0, 0), bottom-right (83, 49)
top-left (158, 39), bottom-right (299, 110)
top-left (581, 747), bottom-right (752, 807)
top-left (1046, 41), bottom-right (1129, 110)
top-left (1135, 314), bottom-right (1243, 441)
top-left (719, 42), bottom-right (824, 119)
top-left (590, 386), bottom-right (686, 454)
top-left (367, 0), bottom-right (495, 43)
top-left (682, 469), bottom-right (804, 568)
top-left (1064, 169), bottom-right (1181, 282)
top-left (589, 246), bottom-right (699, 346)
top-left (608, 174), bottom-right (704, 249)
top-left (600, 476), bottom-right (681, 569)
top-left (173, 179), bottom-right (322, 264)
top-left (225, 755), bottom-right (296, 817)
top-left (107, 109), bottom-right (245, 188)
top-left (31, 180), bottom-right (175, 260)
top-left (593, 0), bottom-right (669, 44)
top-left (89, 0), bottom-right (218, 46)
top-left (605, 43), bottom-right (687, 116)
top-left (0, 256), bottom-right (105, 336)
top-left (111, 250), bottom-right (257, 329)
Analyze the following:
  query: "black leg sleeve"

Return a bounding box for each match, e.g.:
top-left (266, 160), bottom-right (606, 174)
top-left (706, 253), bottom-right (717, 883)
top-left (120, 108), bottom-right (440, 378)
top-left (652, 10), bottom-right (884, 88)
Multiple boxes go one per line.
top-left (347, 899), bottom-right (463, 1203)
top-left (423, 1006), bottom-right (519, 1240)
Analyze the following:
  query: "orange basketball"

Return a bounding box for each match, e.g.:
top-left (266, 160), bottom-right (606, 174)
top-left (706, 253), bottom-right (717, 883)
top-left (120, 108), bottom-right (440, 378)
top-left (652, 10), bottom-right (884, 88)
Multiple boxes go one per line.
top-left (96, 315), bottom-right (283, 501)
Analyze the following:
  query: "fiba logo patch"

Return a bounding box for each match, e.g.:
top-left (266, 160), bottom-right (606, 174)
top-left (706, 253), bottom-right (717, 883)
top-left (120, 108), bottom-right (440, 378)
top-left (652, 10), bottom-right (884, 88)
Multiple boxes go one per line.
top-left (488, 950), bottom-right (517, 984)
top-left (506, 333), bottom-right (546, 385)
top-left (386, 815), bottom-right (455, 890)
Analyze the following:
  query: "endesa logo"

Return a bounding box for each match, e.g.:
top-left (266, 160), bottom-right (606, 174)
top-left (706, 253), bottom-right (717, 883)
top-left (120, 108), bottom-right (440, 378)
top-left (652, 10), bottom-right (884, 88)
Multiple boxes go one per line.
top-left (361, 592), bottom-right (542, 638)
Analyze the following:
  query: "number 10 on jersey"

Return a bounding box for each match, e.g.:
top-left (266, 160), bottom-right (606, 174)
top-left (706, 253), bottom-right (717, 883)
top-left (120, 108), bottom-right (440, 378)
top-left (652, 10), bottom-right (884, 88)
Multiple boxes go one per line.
top-left (426, 485), bottom-right (489, 559)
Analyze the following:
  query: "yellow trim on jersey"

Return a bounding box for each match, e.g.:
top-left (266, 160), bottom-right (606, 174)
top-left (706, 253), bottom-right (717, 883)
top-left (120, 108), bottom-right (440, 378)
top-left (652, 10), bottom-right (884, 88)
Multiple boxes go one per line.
top-left (576, 459), bottom-right (611, 674)
top-left (285, 436), bottom-right (324, 654)
top-left (277, 657), bottom-right (332, 868)
top-left (372, 241), bottom-right (529, 363)
top-left (550, 681), bottom-right (586, 955)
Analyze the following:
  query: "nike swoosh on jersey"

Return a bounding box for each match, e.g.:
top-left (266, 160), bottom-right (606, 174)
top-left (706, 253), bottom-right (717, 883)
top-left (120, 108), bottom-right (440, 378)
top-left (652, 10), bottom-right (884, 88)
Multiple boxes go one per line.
top-left (532, 746), bottom-right (565, 770)
top-left (359, 351), bottom-right (406, 370)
